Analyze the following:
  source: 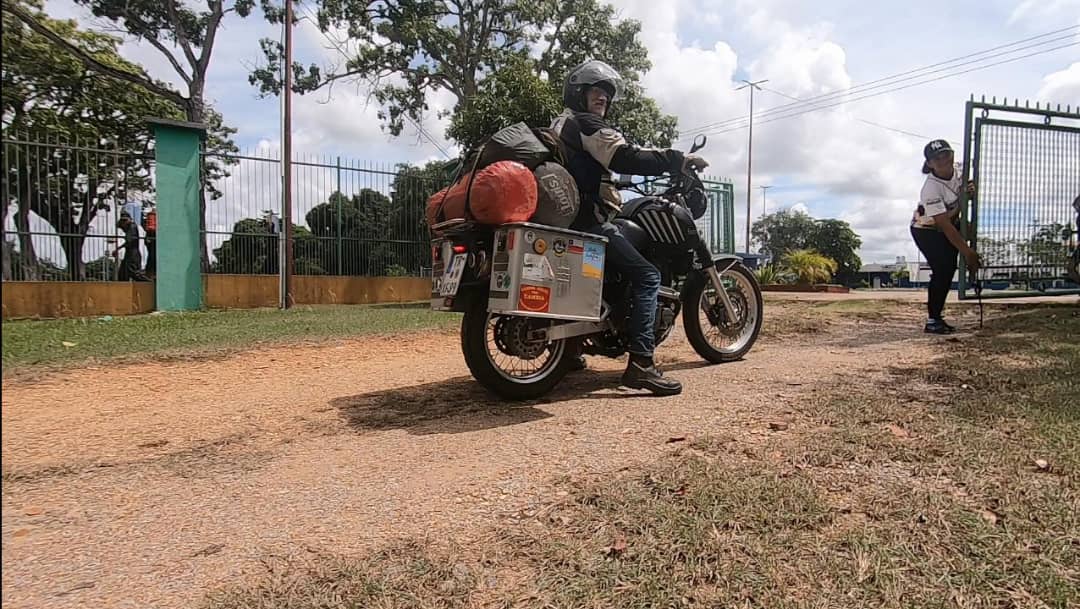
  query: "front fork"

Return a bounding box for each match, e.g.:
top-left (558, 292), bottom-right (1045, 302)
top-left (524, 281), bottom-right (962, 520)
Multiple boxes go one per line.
top-left (696, 242), bottom-right (740, 323)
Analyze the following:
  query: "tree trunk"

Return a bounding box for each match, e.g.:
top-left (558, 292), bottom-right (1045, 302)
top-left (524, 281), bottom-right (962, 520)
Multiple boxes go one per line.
top-left (13, 204), bottom-right (40, 280)
top-left (59, 233), bottom-right (86, 281)
top-left (2, 196), bottom-right (11, 281)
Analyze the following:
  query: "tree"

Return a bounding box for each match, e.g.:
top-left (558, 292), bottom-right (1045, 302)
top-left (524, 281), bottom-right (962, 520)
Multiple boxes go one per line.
top-left (752, 210), bottom-right (862, 284)
top-left (212, 213), bottom-right (326, 275)
top-left (304, 189), bottom-right (397, 275)
top-left (3, 0), bottom-right (247, 270)
top-left (781, 249), bottom-right (837, 286)
top-left (751, 210), bottom-right (818, 261)
top-left (2, 0), bottom-right (182, 280)
top-left (979, 236), bottom-right (1016, 270)
top-left (1018, 223), bottom-right (1069, 277)
top-left (252, 0), bottom-right (677, 148)
top-left (805, 219), bottom-right (862, 285)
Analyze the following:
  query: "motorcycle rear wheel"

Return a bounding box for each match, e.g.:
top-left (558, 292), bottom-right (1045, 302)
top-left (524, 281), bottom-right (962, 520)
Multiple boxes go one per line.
top-left (460, 298), bottom-right (574, 400)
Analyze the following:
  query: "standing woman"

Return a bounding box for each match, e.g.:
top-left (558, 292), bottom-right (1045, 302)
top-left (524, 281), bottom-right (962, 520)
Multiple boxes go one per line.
top-left (910, 139), bottom-right (980, 334)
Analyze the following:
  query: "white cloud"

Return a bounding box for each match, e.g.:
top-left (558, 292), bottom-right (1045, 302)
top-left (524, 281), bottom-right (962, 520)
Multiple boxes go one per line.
top-left (1009, 0), bottom-right (1080, 26)
top-left (1037, 62), bottom-right (1080, 105)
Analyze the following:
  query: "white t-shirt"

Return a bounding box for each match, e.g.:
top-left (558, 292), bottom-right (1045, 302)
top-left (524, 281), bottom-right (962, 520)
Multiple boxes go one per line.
top-left (911, 163), bottom-right (963, 229)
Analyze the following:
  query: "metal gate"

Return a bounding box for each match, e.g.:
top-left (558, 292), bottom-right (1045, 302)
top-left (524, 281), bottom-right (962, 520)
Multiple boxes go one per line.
top-left (959, 97), bottom-right (1080, 299)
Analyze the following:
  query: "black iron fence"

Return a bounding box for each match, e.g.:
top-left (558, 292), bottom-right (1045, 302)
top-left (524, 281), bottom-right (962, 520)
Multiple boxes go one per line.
top-left (3, 136), bottom-right (450, 281)
top-left (5, 135), bottom-right (736, 283)
top-left (2, 135), bottom-right (153, 281)
top-left (202, 150), bottom-right (447, 277)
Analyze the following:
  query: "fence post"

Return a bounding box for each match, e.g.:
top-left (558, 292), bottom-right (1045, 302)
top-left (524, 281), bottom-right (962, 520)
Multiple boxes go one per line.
top-left (147, 117), bottom-right (206, 311)
top-left (336, 156), bottom-right (342, 276)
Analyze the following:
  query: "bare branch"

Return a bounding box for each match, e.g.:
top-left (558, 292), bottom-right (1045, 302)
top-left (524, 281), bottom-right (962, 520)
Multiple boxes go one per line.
top-left (165, 0), bottom-right (200, 68)
top-left (197, 1), bottom-right (225, 78)
top-left (140, 33), bottom-right (194, 86)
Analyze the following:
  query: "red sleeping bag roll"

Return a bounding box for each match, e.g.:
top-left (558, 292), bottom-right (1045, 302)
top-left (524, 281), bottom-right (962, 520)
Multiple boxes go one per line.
top-left (426, 160), bottom-right (538, 227)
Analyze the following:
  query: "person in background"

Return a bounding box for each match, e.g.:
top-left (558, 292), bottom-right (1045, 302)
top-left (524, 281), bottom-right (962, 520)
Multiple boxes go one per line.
top-left (113, 211), bottom-right (149, 282)
top-left (910, 139), bottom-right (980, 334)
top-left (143, 207), bottom-right (157, 278)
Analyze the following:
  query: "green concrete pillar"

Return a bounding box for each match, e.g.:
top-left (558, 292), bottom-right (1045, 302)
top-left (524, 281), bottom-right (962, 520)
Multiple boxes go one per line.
top-left (147, 118), bottom-right (206, 311)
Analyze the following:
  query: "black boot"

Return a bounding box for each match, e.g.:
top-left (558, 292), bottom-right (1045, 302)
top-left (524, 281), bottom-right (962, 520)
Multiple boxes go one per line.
top-left (622, 354), bottom-right (682, 396)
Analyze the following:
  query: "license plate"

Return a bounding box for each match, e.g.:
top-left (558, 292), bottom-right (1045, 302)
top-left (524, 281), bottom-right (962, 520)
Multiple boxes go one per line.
top-left (439, 253), bottom-right (467, 296)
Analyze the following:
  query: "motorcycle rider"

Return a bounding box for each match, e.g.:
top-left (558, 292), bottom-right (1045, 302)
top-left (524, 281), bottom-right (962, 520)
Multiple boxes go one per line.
top-left (552, 59), bottom-right (708, 396)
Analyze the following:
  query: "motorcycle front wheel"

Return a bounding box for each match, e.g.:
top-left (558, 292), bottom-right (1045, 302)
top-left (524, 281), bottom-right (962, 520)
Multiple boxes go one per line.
top-left (460, 298), bottom-right (575, 400)
top-left (682, 261), bottom-right (763, 363)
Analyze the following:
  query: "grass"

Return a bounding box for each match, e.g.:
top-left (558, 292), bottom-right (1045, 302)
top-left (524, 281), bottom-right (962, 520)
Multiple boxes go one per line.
top-left (2, 305), bottom-right (459, 373)
top-left (201, 302), bottom-right (1079, 608)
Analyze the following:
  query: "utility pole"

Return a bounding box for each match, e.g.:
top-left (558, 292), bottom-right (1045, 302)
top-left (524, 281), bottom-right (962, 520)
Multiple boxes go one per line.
top-left (280, 0), bottom-right (294, 309)
top-left (759, 185), bottom-right (772, 218)
top-left (737, 78), bottom-right (767, 254)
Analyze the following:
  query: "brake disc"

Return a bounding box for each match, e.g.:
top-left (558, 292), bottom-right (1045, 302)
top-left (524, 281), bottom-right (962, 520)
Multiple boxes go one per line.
top-left (493, 316), bottom-right (548, 360)
top-left (713, 286), bottom-right (749, 338)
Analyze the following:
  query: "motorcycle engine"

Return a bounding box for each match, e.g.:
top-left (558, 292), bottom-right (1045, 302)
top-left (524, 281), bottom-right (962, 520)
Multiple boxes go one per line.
top-left (653, 290), bottom-right (681, 345)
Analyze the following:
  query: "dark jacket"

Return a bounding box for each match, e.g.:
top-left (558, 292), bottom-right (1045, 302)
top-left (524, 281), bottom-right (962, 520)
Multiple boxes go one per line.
top-left (551, 109), bottom-right (684, 230)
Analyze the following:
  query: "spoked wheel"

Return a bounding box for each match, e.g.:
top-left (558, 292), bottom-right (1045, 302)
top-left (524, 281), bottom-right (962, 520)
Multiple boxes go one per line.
top-left (460, 299), bottom-right (574, 400)
top-left (682, 261), bottom-right (763, 363)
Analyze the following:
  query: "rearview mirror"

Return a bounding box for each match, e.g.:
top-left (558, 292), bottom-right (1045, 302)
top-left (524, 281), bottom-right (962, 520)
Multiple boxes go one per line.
top-left (690, 134), bottom-right (707, 154)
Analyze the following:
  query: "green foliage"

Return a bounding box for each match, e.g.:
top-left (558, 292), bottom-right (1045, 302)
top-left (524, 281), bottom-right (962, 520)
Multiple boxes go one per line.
top-left (754, 264), bottom-right (791, 285)
top-left (752, 210), bottom-right (862, 284)
top-left (252, 0), bottom-right (677, 147)
top-left (806, 218), bottom-right (863, 284)
top-left (751, 210), bottom-right (818, 260)
top-left (213, 162), bottom-right (451, 276)
top-left (1, 0), bottom-right (181, 279)
top-left (1, 0), bottom-right (238, 278)
top-left (1019, 223), bottom-right (1069, 271)
top-left (781, 249), bottom-right (838, 285)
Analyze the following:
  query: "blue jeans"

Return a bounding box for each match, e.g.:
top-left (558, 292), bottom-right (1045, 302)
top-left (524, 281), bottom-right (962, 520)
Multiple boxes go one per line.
top-left (590, 222), bottom-right (661, 357)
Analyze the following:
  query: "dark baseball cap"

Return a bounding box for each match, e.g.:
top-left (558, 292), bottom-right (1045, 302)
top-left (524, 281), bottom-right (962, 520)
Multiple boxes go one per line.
top-left (923, 139), bottom-right (953, 160)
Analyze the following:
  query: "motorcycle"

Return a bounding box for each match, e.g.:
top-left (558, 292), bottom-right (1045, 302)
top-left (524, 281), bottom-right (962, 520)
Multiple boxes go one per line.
top-left (429, 135), bottom-right (763, 400)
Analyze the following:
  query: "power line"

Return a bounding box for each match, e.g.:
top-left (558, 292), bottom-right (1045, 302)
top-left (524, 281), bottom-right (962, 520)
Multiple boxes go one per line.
top-left (296, 4), bottom-right (453, 159)
top-left (678, 40), bottom-right (1078, 141)
top-left (679, 25), bottom-right (1079, 137)
top-left (761, 85), bottom-right (947, 143)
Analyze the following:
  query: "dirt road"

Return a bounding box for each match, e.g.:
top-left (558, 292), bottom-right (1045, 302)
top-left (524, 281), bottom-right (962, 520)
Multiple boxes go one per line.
top-left (3, 302), bottom-right (943, 608)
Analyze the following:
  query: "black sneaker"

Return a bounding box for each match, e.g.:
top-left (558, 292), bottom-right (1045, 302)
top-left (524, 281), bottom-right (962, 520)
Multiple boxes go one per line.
top-left (621, 361), bottom-right (683, 396)
top-left (924, 320), bottom-right (955, 335)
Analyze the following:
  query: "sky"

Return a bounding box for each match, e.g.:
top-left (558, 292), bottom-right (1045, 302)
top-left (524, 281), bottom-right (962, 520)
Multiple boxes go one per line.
top-left (30, 0), bottom-right (1080, 265)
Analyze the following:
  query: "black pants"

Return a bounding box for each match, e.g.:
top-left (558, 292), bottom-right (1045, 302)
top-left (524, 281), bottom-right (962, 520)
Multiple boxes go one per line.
top-left (145, 235), bottom-right (156, 276)
top-left (119, 251), bottom-right (149, 282)
top-left (911, 226), bottom-right (957, 320)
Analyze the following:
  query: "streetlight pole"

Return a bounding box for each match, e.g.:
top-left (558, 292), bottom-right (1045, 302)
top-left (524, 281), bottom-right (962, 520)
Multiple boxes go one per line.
top-left (737, 78), bottom-right (768, 254)
top-left (280, 0), bottom-right (294, 309)
top-left (759, 185), bottom-right (772, 218)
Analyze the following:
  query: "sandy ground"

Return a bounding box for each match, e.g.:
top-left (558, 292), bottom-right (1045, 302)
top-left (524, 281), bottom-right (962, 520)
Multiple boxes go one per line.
top-left (0, 301), bottom-right (992, 608)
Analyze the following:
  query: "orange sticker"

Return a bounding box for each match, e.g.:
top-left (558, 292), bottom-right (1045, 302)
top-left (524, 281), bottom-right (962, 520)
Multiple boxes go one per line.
top-left (518, 285), bottom-right (551, 313)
